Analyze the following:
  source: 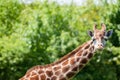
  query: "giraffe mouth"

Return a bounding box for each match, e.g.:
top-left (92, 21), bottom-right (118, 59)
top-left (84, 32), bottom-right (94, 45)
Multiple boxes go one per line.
top-left (97, 46), bottom-right (104, 50)
top-left (97, 47), bottom-right (104, 50)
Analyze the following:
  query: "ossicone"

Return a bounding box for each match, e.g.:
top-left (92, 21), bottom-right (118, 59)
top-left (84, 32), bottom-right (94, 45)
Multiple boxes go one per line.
top-left (101, 23), bottom-right (106, 31)
top-left (93, 24), bottom-right (97, 31)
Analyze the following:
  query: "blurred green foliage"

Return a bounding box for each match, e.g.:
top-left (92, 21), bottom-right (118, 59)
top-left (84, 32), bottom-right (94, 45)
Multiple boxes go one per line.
top-left (0, 0), bottom-right (120, 80)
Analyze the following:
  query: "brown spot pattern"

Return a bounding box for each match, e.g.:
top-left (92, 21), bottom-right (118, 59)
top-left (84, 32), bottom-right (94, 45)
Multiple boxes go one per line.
top-left (79, 64), bottom-right (84, 69)
top-left (84, 44), bottom-right (90, 49)
top-left (70, 58), bottom-right (76, 65)
top-left (30, 75), bottom-right (39, 80)
top-left (31, 71), bottom-right (37, 76)
top-left (53, 66), bottom-right (61, 71)
top-left (62, 66), bottom-right (70, 73)
top-left (76, 57), bottom-right (80, 62)
top-left (46, 70), bottom-right (53, 77)
top-left (87, 53), bottom-right (93, 59)
top-left (41, 74), bottom-right (46, 80)
top-left (83, 51), bottom-right (88, 56)
top-left (55, 70), bottom-right (61, 75)
top-left (72, 66), bottom-right (78, 72)
top-left (66, 72), bottom-right (75, 78)
top-left (62, 60), bottom-right (69, 66)
top-left (47, 78), bottom-right (50, 80)
top-left (51, 76), bottom-right (57, 80)
top-left (80, 58), bottom-right (88, 64)
top-left (76, 50), bottom-right (83, 56)
top-left (38, 70), bottom-right (44, 74)
top-left (60, 78), bottom-right (67, 80)
top-left (26, 73), bottom-right (30, 77)
top-left (90, 46), bottom-right (94, 52)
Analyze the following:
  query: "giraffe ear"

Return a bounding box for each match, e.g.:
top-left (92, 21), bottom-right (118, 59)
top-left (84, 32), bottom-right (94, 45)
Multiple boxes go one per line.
top-left (106, 30), bottom-right (113, 37)
top-left (87, 30), bottom-right (93, 37)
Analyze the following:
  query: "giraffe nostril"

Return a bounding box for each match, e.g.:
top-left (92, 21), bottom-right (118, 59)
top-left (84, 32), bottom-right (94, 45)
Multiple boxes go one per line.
top-left (97, 44), bottom-right (104, 49)
top-left (100, 44), bottom-right (102, 46)
top-left (98, 44), bottom-right (103, 47)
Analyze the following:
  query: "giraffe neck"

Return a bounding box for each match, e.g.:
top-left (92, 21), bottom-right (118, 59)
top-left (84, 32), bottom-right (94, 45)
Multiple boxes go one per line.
top-left (20, 40), bottom-right (96, 80)
top-left (50, 40), bottom-right (96, 80)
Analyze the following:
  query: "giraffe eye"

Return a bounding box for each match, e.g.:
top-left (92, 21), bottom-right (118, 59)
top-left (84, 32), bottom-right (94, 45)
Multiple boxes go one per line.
top-left (104, 38), bottom-right (108, 41)
top-left (104, 37), bottom-right (108, 41)
top-left (92, 38), bottom-right (96, 41)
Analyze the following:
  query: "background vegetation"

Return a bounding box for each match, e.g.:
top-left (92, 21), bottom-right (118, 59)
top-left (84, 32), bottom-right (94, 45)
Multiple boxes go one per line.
top-left (0, 0), bottom-right (120, 80)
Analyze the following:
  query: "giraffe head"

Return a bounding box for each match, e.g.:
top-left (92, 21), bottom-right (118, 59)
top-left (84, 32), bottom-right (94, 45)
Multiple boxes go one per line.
top-left (88, 23), bottom-right (113, 50)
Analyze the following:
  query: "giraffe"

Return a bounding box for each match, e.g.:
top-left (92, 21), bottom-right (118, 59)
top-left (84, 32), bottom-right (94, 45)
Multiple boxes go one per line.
top-left (19, 23), bottom-right (113, 80)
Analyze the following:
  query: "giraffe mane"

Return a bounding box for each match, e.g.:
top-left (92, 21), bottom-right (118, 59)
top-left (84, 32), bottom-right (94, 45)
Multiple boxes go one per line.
top-left (52, 43), bottom-right (86, 66)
